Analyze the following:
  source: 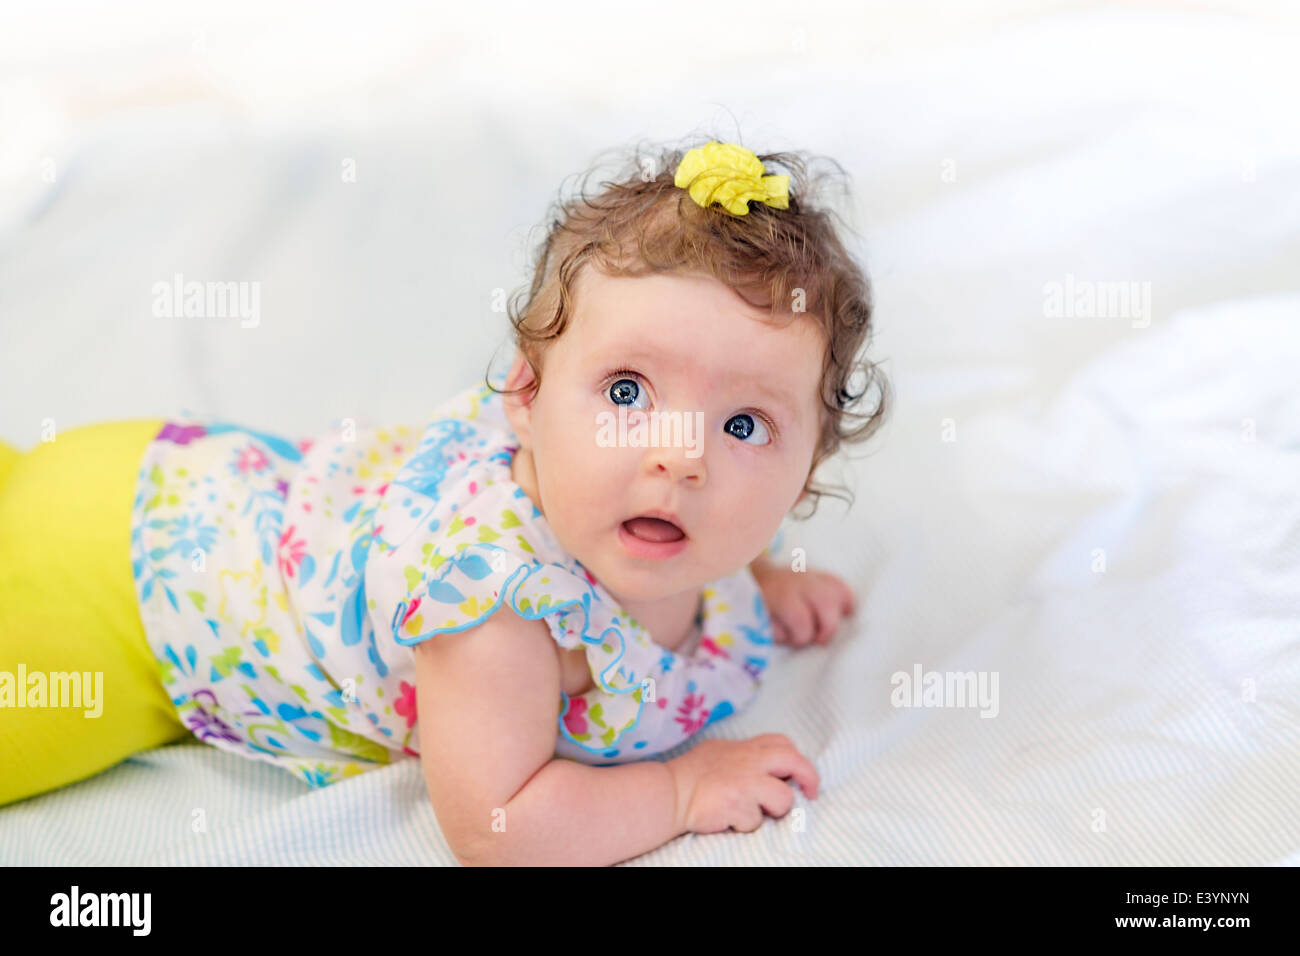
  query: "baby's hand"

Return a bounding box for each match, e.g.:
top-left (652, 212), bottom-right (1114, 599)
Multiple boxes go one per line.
top-left (752, 563), bottom-right (856, 646)
top-left (669, 735), bottom-right (819, 835)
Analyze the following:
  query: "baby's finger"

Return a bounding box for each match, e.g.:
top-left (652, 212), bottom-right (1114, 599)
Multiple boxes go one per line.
top-left (770, 615), bottom-right (791, 644)
top-left (815, 578), bottom-right (852, 639)
top-left (841, 580), bottom-right (857, 616)
top-left (805, 592), bottom-right (836, 644)
top-left (816, 571), bottom-right (853, 616)
top-left (755, 774), bottom-right (797, 819)
top-left (761, 745), bottom-right (820, 800)
top-left (783, 596), bottom-right (816, 645)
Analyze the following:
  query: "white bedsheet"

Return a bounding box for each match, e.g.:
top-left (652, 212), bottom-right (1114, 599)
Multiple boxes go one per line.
top-left (2, 1), bottom-right (1297, 865)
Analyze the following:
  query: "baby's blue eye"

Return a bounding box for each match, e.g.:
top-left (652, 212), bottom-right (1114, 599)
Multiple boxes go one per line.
top-left (608, 378), bottom-right (649, 410)
top-left (725, 413), bottom-right (771, 446)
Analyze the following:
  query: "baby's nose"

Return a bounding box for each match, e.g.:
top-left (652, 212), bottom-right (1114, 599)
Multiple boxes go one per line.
top-left (644, 435), bottom-right (706, 484)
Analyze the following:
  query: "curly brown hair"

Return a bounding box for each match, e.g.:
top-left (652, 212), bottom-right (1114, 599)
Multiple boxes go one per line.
top-left (486, 136), bottom-right (889, 519)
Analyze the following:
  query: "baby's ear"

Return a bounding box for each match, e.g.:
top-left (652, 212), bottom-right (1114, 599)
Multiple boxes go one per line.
top-left (505, 353), bottom-right (538, 400)
top-left (502, 354), bottom-right (538, 446)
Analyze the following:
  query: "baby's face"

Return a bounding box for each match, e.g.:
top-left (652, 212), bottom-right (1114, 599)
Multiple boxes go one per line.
top-left (504, 267), bottom-right (824, 604)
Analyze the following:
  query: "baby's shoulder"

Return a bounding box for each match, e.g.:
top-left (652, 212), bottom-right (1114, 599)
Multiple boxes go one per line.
top-left (411, 596), bottom-right (567, 705)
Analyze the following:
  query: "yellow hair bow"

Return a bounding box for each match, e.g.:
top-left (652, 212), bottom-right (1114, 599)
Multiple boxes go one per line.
top-left (673, 141), bottom-right (790, 216)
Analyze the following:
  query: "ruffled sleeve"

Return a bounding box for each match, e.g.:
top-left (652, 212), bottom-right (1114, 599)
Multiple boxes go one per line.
top-left (375, 528), bottom-right (594, 652)
top-left (548, 570), bottom-right (774, 764)
top-left (365, 451), bottom-right (570, 636)
top-left (371, 512), bottom-right (772, 762)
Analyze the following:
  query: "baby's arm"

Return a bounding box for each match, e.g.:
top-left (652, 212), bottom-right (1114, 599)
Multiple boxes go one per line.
top-left (414, 604), bottom-right (683, 866)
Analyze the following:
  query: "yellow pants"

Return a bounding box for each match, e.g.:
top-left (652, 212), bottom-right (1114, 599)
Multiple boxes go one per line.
top-left (0, 420), bottom-right (189, 807)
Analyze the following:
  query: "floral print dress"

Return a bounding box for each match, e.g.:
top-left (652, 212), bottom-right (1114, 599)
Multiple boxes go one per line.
top-left (130, 369), bottom-right (779, 788)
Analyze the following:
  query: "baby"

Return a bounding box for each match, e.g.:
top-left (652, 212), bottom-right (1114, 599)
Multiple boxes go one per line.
top-left (0, 139), bottom-right (887, 865)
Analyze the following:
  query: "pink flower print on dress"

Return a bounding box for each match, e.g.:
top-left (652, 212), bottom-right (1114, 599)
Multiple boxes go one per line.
top-left (394, 680), bottom-right (418, 729)
top-left (400, 597), bottom-right (422, 628)
top-left (699, 635), bottom-right (731, 659)
top-left (277, 524), bottom-right (308, 579)
top-left (234, 444), bottom-right (270, 475)
top-left (675, 691), bottom-right (710, 736)
top-left (563, 697), bottom-right (588, 737)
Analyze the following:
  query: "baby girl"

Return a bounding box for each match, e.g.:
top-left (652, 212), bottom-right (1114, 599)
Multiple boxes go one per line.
top-left (0, 139), bottom-right (887, 865)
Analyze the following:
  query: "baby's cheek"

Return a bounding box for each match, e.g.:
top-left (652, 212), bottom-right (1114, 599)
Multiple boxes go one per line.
top-left (566, 440), bottom-right (627, 515)
top-left (713, 490), bottom-right (777, 560)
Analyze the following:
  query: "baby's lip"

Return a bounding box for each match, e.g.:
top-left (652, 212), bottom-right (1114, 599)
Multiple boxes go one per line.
top-left (624, 509), bottom-right (688, 537)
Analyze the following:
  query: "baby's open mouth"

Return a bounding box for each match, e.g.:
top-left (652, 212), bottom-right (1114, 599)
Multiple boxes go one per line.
top-left (622, 516), bottom-right (686, 543)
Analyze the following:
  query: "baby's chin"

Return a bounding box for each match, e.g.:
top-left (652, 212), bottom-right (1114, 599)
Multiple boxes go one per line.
top-left (582, 547), bottom-right (720, 606)
top-left (598, 574), bottom-right (687, 606)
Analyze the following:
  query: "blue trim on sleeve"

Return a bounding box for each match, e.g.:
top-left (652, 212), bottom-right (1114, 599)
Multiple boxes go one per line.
top-left (384, 543), bottom-right (652, 757)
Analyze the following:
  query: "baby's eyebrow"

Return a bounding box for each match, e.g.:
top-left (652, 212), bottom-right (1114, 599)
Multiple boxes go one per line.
top-left (744, 378), bottom-right (798, 418)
